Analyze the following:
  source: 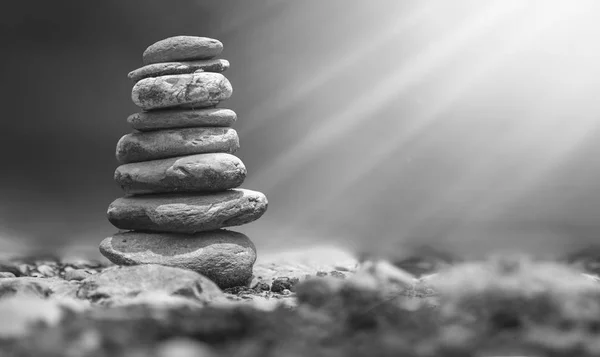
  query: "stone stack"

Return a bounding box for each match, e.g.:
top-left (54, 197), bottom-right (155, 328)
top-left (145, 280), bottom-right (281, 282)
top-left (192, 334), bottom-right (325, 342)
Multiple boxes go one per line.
top-left (99, 36), bottom-right (268, 289)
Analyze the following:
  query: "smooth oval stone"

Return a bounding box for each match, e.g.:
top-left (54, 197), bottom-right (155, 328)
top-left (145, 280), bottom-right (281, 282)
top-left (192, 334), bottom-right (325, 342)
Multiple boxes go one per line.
top-left (132, 73), bottom-right (232, 111)
top-left (77, 264), bottom-right (223, 303)
top-left (107, 188), bottom-right (268, 233)
top-left (116, 127), bottom-right (239, 164)
top-left (128, 59), bottom-right (229, 82)
top-left (114, 153), bottom-right (246, 195)
top-left (128, 108), bottom-right (237, 132)
top-left (143, 36), bottom-right (223, 65)
top-left (99, 230), bottom-right (257, 288)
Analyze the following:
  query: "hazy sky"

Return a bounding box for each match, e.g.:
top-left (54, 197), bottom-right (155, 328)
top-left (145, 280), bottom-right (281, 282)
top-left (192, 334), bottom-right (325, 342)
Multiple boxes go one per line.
top-left (2, 0), bottom-right (600, 260)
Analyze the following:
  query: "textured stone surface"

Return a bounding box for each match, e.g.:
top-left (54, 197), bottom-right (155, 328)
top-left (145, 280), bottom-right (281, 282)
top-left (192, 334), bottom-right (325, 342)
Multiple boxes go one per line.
top-left (99, 230), bottom-right (257, 288)
top-left (64, 269), bottom-right (90, 281)
top-left (107, 188), bottom-right (267, 233)
top-left (114, 153), bottom-right (246, 195)
top-left (142, 36), bottom-right (223, 65)
top-left (128, 108), bottom-right (237, 132)
top-left (128, 58), bottom-right (229, 82)
top-left (76, 264), bottom-right (222, 305)
top-left (116, 127), bottom-right (239, 164)
top-left (132, 73), bottom-right (232, 110)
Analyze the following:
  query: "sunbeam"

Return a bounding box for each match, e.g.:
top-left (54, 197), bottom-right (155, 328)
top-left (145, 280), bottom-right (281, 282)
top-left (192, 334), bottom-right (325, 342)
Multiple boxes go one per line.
top-left (248, 0), bottom-right (528, 192)
top-left (281, 1), bottom-right (575, 234)
top-left (238, 2), bottom-right (435, 137)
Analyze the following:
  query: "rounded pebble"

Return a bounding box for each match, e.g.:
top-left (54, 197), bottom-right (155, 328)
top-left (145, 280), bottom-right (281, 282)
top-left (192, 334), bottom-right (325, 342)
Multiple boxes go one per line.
top-left (114, 153), bottom-right (246, 195)
top-left (116, 127), bottom-right (239, 164)
top-left (100, 230), bottom-right (256, 288)
top-left (142, 36), bottom-right (223, 65)
top-left (36, 265), bottom-right (56, 277)
top-left (271, 277), bottom-right (300, 293)
top-left (64, 269), bottom-right (90, 281)
top-left (77, 264), bottom-right (222, 304)
top-left (127, 108), bottom-right (236, 132)
top-left (128, 59), bottom-right (229, 82)
top-left (131, 72), bottom-right (232, 111)
top-left (107, 188), bottom-right (267, 233)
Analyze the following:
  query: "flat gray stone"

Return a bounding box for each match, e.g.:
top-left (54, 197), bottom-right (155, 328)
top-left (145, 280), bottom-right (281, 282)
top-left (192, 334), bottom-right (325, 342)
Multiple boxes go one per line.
top-left (132, 73), bottom-right (232, 111)
top-left (128, 108), bottom-right (237, 132)
top-left (114, 153), bottom-right (246, 195)
top-left (64, 269), bottom-right (90, 281)
top-left (107, 188), bottom-right (267, 233)
top-left (100, 230), bottom-right (257, 288)
top-left (76, 264), bottom-right (222, 305)
top-left (142, 36), bottom-right (223, 65)
top-left (128, 59), bottom-right (229, 82)
top-left (116, 127), bottom-right (239, 164)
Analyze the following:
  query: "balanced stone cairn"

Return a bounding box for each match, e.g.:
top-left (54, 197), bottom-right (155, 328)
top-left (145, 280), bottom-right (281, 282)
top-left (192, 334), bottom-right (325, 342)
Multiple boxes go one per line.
top-left (99, 36), bottom-right (268, 289)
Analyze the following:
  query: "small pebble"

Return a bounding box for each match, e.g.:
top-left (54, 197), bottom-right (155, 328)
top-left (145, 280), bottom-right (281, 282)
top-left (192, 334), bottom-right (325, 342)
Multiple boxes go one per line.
top-left (330, 271), bottom-right (346, 279)
top-left (334, 265), bottom-right (350, 272)
top-left (271, 277), bottom-right (300, 293)
top-left (143, 36), bottom-right (223, 65)
top-left (0, 263), bottom-right (20, 277)
top-left (18, 265), bottom-right (30, 276)
top-left (252, 282), bottom-right (270, 291)
top-left (61, 257), bottom-right (92, 269)
top-left (223, 286), bottom-right (249, 295)
top-left (37, 265), bottom-right (56, 277)
top-left (64, 269), bottom-right (90, 281)
top-left (0, 272), bottom-right (16, 278)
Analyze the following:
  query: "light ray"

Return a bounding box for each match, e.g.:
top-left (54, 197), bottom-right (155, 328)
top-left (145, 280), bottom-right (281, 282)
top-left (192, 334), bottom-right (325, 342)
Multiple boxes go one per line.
top-left (239, 2), bottom-right (435, 137)
top-left (279, 0), bottom-right (583, 233)
top-left (248, 0), bottom-right (529, 192)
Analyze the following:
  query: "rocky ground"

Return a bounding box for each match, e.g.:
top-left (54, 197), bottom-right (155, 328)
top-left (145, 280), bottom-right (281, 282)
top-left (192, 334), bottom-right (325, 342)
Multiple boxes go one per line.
top-left (1, 247), bottom-right (600, 357)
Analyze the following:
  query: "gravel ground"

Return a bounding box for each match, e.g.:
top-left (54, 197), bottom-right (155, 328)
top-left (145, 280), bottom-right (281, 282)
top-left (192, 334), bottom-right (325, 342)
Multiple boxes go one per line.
top-left (1, 248), bottom-right (600, 356)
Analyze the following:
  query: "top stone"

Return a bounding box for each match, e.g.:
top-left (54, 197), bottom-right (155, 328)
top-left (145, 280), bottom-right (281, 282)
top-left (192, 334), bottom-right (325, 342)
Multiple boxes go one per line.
top-left (143, 36), bottom-right (223, 65)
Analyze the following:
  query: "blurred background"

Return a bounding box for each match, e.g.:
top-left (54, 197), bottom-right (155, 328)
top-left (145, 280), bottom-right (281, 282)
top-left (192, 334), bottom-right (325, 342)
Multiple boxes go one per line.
top-left (2, 0), bottom-right (600, 260)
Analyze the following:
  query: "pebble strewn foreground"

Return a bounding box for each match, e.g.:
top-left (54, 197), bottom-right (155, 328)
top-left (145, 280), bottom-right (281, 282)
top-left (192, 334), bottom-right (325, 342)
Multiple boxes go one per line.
top-left (103, 36), bottom-right (268, 289)
top-left (3, 254), bottom-right (600, 356)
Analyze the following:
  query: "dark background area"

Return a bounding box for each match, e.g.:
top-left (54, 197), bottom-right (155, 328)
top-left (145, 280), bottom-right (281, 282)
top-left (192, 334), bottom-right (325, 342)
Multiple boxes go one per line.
top-left (2, 1), bottom-right (600, 260)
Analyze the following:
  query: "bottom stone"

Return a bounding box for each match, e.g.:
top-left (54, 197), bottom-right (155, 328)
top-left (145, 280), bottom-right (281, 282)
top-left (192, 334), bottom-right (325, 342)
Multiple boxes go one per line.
top-left (99, 230), bottom-right (256, 289)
